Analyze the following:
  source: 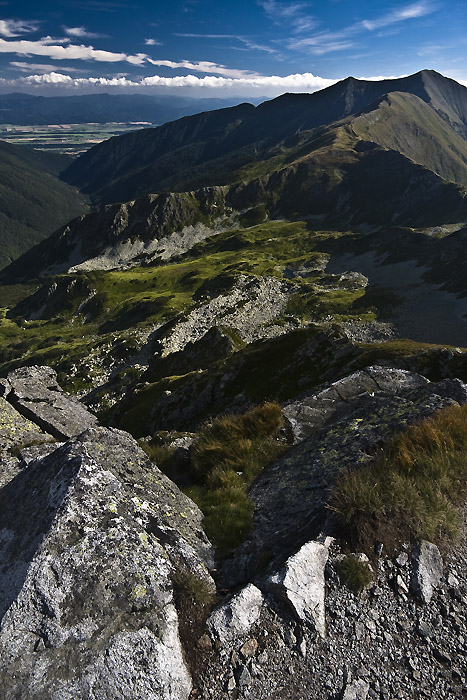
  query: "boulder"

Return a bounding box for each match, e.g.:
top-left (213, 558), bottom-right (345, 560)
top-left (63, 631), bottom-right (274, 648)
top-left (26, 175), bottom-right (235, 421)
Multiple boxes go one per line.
top-left (265, 539), bottom-right (331, 637)
top-left (5, 365), bottom-right (99, 439)
top-left (283, 366), bottom-right (430, 442)
top-left (410, 541), bottom-right (444, 604)
top-left (207, 584), bottom-right (264, 645)
top-left (0, 426), bottom-right (214, 699)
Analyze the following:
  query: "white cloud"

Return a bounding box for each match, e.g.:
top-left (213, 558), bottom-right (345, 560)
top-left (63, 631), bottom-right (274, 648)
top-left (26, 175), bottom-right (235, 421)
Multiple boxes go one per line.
top-left (0, 37), bottom-right (148, 65)
top-left (144, 38), bottom-right (162, 46)
top-left (174, 33), bottom-right (278, 55)
top-left (288, 30), bottom-right (356, 55)
top-left (286, 1), bottom-right (438, 56)
top-left (362, 1), bottom-right (437, 31)
top-left (357, 74), bottom-right (409, 81)
top-left (146, 58), bottom-right (261, 79)
top-left (63, 26), bottom-right (105, 39)
top-left (37, 36), bottom-right (72, 45)
top-left (0, 70), bottom-right (338, 92)
top-left (0, 19), bottom-right (39, 37)
top-left (10, 61), bottom-right (88, 73)
top-left (258, 0), bottom-right (317, 32)
top-left (4, 69), bottom-right (464, 95)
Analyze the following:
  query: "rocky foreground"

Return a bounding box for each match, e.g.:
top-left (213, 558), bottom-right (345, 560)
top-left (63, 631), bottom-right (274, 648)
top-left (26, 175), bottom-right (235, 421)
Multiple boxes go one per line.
top-left (0, 365), bottom-right (466, 699)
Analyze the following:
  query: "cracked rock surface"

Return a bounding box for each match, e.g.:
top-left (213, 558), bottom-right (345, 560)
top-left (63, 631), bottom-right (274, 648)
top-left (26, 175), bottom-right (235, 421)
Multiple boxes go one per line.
top-left (0, 368), bottom-right (215, 700)
top-left (4, 365), bottom-right (99, 439)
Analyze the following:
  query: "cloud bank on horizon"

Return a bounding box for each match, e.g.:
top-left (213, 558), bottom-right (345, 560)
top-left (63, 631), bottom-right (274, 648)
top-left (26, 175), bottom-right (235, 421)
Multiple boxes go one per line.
top-left (0, 0), bottom-right (464, 96)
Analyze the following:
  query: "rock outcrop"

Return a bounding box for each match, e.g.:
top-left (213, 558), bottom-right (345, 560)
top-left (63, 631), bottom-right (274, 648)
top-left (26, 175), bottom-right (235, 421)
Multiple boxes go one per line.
top-left (0, 367), bottom-right (214, 699)
top-left (223, 368), bottom-right (467, 586)
top-left (2, 365), bottom-right (99, 439)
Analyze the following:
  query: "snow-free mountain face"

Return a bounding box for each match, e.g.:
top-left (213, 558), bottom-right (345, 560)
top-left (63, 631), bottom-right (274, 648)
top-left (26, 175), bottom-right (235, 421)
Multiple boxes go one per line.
top-left (0, 140), bottom-right (88, 270)
top-left (2, 69), bottom-right (467, 428)
top-left (62, 70), bottom-right (467, 207)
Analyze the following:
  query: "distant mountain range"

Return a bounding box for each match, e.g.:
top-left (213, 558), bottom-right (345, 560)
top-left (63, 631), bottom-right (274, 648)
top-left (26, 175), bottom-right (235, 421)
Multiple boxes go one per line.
top-left (0, 92), bottom-right (261, 126)
top-left (61, 70), bottom-right (467, 225)
top-left (3, 69), bottom-right (467, 279)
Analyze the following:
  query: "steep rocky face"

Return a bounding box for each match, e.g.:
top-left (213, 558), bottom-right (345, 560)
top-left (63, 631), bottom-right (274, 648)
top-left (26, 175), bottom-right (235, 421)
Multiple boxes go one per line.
top-left (0, 367), bottom-right (215, 699)
top-left (0, 187), bottom-right (235, 282)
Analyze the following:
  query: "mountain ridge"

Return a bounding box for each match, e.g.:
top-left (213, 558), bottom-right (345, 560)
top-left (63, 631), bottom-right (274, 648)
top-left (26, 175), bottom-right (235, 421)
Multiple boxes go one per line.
top-left (62, 70), bottom-right (467, 207)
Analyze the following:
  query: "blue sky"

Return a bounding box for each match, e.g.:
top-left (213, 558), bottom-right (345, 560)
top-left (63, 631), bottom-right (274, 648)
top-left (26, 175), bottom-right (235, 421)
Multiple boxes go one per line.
top-left (0, 0), bottom-right (465, 95)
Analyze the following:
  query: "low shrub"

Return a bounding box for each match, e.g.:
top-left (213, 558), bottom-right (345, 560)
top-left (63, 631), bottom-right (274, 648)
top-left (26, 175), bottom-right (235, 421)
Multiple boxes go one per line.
top-left (330, 404), bottom-right (467, 552)
top-left (335, 555), bottom-right (374, 594)
top-left (187, 403), bottom-right (286, 558)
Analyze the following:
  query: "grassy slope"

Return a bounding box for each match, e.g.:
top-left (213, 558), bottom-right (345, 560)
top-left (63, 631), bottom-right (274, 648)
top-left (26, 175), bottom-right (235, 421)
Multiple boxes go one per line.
top-left (351, 91), bottom-right (467, 186)
top-left (2, 220), bottom-right (467, 439)
top-left (0, 222), bottom-right (366, 397)
top-left (0, 140), bottom-right (88, 269)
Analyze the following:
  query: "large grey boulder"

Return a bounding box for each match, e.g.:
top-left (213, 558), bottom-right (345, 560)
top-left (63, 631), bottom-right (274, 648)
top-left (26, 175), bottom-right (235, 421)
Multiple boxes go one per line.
top-left (283, 366), bottom-right (430, 442)
top-left (4, 365), bottom-right (99, 439)
top-left (265, 539), bottom-right (331, 638)
top-left (410, 541), bottom-right (444, 603)
top-left (0, 426), bottom-right (214, 699)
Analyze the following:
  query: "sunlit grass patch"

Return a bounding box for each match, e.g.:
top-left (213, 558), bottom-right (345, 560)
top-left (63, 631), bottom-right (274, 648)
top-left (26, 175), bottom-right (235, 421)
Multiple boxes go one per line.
top-left (330, 404), bottom-right (467, 551)
top-left (186, 403), bottom-right (287, 558)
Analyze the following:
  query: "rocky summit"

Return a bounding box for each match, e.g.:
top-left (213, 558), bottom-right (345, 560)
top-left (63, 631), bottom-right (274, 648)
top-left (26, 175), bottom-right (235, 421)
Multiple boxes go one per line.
top-left (1, 70), bottom-right (467, 699)
top-left (0, 365), bottom-right (466, 698)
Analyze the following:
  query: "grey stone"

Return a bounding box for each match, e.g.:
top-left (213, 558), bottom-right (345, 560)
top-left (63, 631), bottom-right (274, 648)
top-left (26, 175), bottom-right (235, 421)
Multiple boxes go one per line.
top-left (342, 679), bottom-right (370, 700)
top-left (283, 366), bottom-right (429, 442)
top-left (0, 426), bottom-right (214, 700)
top-left (6, 366), bottom-right (99, 439)
top-left (207, 584), bottom-right (264, 646)
top-left (265, 539), bottom-right (330, 637)
top-left (417, 620), bottom-right (434, 638)
top-left (411, 541), bottom-right (444, 604)
top-left (396, 552), bottom-right (409, 568)
top-left (19, 442), bottom-right (63, 467)
top-left (234, 664), bottom-right (252, 688)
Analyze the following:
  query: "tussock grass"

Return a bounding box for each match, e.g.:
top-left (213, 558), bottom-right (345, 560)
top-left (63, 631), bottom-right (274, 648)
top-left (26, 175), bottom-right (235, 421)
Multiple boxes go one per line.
top-left (335, 555), bottom-right (374, 594)
top-left (186, 403), bottom-right (286, 558)
top-left (331, 404), bottom-right (467, 551)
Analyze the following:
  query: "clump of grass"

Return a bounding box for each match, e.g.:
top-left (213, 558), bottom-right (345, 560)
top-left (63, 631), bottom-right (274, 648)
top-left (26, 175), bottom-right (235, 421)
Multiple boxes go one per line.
top-left (330, 404), bottom-right (467, 552)
top-left (172, 568), bottom-right (216, 607)
top-left (139, 440), bottom-right (177, 471)
top-left (335, 555), bottom-right (374, 594)
top-left (187, 403), bottom-right (286, 558)
top-left (192, 402), bottom-right (285, 482)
